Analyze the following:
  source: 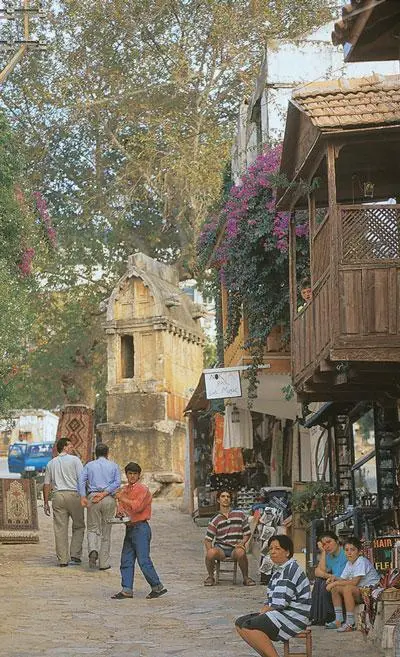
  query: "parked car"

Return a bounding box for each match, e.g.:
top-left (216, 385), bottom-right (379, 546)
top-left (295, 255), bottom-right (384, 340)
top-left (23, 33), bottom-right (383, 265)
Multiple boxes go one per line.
top-left (8, 441), bottom-right (54, 478)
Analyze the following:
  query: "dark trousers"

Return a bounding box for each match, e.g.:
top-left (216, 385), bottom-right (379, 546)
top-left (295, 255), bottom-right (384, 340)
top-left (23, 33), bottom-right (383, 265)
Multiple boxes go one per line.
top-left (310, 577), bottom-right (335, 625)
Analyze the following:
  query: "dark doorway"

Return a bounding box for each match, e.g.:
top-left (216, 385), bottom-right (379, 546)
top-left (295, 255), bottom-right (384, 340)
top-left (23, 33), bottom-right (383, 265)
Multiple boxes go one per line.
top-left (121, 335), bottom-right (134, 379)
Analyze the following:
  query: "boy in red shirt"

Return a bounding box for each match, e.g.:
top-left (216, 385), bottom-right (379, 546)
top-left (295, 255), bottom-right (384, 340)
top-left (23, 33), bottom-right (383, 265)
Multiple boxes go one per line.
top-left (111, 462), bottom-right (167, 600)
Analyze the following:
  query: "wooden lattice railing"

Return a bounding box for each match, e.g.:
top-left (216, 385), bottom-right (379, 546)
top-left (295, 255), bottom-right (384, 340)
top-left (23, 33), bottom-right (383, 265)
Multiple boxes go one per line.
top-left (340, 204), bottom-right (400, 263)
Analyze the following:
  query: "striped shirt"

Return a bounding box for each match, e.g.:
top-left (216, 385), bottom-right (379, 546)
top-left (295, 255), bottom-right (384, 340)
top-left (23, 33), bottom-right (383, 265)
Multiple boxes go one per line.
top-left (264, 558), bottom-right (311, 640)
top-left (205, 509), bottom-right (251, 548)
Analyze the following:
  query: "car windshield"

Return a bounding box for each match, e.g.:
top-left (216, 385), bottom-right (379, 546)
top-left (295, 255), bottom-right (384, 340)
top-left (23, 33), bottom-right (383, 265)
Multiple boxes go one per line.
top-left (9, 445), bottom-right (26, 457)
top-left (28, 445), bottom-right (53, 458)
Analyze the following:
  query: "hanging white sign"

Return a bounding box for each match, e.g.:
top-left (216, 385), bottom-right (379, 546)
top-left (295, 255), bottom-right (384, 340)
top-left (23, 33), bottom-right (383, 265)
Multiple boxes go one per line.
top-left (204, 368), bottom-right (242, 400)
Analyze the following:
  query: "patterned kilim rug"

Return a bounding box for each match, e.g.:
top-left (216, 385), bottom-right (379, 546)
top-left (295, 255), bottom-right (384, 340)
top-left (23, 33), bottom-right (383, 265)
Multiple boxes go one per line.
top-left (55, 404), bottom-right (94, 463)
top-left (0, 478), bottom-right (39, 543)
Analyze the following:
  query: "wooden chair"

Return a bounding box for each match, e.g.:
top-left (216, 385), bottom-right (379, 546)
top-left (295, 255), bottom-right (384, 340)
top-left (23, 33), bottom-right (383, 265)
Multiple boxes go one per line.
top-left (283, 628), bottom-right (312, 657)
top-left (215, 557), bottom-right (238, 584)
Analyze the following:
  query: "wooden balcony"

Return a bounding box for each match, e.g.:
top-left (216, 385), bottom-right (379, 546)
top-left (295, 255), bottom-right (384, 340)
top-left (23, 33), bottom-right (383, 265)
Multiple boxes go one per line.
top-left (293, 204), bottom-right (400, 401)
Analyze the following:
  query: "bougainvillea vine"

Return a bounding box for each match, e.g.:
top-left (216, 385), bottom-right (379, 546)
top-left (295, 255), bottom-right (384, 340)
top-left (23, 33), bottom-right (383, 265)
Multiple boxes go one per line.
top-left (197, 144), bottom-right (310, 400)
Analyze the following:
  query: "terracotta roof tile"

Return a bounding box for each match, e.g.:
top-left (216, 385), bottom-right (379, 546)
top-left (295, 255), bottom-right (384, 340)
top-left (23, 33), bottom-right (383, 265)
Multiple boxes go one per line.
top-left (292, 74), bottom-right (400, 130)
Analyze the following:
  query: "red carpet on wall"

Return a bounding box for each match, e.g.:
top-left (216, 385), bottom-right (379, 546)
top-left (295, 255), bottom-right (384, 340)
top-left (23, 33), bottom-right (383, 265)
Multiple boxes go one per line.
top-left (0, 478), bottom-right (39, 543)
top-left (55, 404), bottom-right (94, 463)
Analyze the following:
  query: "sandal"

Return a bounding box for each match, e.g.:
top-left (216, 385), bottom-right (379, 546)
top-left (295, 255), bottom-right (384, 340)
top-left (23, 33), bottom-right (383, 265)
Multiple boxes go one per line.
top-left (204, 576), bottom-right (215, 586)
top-left (243, 577), bottom-right (256, 586)
top-left (111, 591), bottom-right (133, 599)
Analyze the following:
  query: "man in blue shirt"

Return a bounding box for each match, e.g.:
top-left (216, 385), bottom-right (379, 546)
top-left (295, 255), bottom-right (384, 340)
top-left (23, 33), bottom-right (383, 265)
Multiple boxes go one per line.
top-left (78, 443), bottom-right (121, 570)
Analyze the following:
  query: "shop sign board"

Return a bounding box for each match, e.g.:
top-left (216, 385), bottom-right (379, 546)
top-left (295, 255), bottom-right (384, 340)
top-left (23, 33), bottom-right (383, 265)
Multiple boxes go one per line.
top-left (204, 368), bottom-right (242, 400)
top-left (372, 536), bottom-right (396, 573)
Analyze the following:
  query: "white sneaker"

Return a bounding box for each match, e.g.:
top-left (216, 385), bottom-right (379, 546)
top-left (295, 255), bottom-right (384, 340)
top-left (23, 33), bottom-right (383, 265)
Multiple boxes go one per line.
top-left (337, 623), bottom-right (355, 633)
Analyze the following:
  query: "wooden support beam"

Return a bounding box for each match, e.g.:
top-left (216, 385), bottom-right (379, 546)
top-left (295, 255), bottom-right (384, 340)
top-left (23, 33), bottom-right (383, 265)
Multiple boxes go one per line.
top-left (297, 389), bottom-right (397, 403)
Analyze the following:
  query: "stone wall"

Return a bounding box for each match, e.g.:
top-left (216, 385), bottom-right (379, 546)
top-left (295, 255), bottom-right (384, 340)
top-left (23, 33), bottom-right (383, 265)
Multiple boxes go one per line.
top-left (97, 420), bottom-right (186, 476)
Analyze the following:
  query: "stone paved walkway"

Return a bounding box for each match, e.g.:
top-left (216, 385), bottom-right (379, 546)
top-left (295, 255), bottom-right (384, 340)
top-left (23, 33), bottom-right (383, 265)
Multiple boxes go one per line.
top-left (0, 500), bottom-right (383, 657)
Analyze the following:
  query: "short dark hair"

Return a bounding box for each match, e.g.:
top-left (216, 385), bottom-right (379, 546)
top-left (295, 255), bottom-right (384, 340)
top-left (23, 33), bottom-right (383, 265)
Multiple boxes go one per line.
top-left (300, 277), bottom-right (311, 289)
top-left (216, 489), bottom-right (232, 503)
top-left (95, 443), bottom-right (109, 458)
top-left (318, 530), bottom-right (340, 543)
top-left (344, 536), bottom-right (362, 551)
top-left (268, 534), bottom-right (294, 558)
top-left (125, 461), bottom-right (141, 475)
top-left (56, 437), bottom-right (71, 454)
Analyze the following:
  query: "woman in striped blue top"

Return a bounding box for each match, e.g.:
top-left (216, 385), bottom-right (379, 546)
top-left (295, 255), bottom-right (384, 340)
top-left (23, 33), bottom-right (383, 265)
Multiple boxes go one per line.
top-left (235, 535), bottom-right (311, 657)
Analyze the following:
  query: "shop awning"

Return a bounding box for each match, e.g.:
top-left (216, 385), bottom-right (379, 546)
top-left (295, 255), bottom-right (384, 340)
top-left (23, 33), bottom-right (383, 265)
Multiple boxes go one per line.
top-left (184, 374), bottom-right (208, 413)
top-left (234, 372), bottom-right (298, 420)
top-left (185, 369), bottom-right (299, 420)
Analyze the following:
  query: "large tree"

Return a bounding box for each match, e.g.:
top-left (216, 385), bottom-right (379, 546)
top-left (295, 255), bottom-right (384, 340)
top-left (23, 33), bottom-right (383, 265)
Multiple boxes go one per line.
top-left (0, 0), bottom-right (331, 410)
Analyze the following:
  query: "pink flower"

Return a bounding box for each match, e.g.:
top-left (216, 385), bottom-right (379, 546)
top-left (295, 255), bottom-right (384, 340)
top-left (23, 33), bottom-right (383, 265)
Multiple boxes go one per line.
top-left (18, 247), bottom-right (35, 276)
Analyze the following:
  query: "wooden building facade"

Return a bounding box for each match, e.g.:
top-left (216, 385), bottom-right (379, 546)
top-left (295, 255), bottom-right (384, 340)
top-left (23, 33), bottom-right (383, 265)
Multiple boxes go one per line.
top-left (278, 74), bottom-right (400, 402)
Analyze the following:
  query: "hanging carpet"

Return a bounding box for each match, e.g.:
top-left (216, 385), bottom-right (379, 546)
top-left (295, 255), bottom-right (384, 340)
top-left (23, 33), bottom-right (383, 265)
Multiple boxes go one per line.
top-left (55, 404), bottom-right (94, 463)
top-left (0, 478), bottom-right (39, 544)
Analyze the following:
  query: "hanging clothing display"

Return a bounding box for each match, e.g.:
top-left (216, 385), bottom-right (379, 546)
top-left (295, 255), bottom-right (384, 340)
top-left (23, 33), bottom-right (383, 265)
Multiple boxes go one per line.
top-left (213, 413), bottom-right (244, 474)
top-left (223, 405), bottom-right (253, 449)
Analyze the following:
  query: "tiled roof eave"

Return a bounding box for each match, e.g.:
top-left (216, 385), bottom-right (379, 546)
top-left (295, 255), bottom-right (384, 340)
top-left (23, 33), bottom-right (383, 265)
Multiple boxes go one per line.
top-left (314, 121), bottom-right (400, 135)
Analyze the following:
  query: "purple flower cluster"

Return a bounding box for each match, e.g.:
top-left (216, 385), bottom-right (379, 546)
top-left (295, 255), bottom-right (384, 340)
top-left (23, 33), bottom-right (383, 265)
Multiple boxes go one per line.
top-left (33, 191), bottom-right (57, 248)
top-left (198, 143), bottom-right (308, 268)
top-left (223, 145), bottom-right (282, 240)
top-left (18, 247), bottom-right (35, 277)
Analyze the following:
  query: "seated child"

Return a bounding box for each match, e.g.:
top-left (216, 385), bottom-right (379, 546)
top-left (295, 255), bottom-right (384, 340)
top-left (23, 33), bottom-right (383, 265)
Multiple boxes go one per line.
top-left (326, 536), bottom-right (380, 632)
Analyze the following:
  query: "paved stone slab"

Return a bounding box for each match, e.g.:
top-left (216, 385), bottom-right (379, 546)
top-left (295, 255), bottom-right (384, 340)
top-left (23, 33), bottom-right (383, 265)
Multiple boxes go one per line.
top-left (0, 500), bottom-right (383, 657)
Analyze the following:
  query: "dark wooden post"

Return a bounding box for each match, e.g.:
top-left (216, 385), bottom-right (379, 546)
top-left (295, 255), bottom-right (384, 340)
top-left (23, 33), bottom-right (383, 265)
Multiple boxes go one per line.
top-left (289, 210), bottom-right (297, 380)
top-left (188, 412), bottom-right (196, 516)
top-left (289, 210), bottom-right (297, 323)
top-left (308, 192), bottom-right (316, 287)
top-left (327, 144), bottom-right (339, 340)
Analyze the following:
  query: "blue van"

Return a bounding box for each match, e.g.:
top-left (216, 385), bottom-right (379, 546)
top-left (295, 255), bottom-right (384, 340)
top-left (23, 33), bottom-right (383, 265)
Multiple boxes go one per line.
top-left (8, 442), bottom-right (54, 477)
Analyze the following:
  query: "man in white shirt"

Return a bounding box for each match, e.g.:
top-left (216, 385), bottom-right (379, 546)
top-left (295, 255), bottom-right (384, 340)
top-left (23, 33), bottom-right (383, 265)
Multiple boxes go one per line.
top-left (43, 437), bottom-right (85, 567)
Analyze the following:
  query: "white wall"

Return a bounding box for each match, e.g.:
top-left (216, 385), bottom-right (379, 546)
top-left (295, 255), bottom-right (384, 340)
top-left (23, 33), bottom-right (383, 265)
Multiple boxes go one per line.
top-left (232, 23), bottom-right (399, 181)
top-left (0, 410), bottom-right (59, 443)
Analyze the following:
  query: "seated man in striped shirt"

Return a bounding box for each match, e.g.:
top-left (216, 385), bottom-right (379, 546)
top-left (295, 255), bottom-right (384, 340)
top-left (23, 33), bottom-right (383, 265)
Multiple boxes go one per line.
top-left (204, 489), bottom-right (256, 586)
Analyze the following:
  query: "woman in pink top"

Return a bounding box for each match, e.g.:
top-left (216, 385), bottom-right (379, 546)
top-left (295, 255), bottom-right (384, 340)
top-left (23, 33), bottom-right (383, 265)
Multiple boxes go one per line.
top-left (111, 462), bottom-right (167, 600)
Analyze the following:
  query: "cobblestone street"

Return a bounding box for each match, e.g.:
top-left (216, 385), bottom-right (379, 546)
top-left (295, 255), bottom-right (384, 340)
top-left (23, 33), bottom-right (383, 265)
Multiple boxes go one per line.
top-left (0, 500), bottom-right (383, 657)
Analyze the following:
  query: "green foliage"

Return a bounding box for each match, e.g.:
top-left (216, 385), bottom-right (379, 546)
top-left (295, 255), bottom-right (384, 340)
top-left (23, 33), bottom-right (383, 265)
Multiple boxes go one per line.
top-left (203, 337), bottom-right (217, 368)
top-left (0, 0), bottom-right (331, 411)
top-left (0, 113), bottom-right (46, 415)
top-left (2, 0), bottom-right (331, 273)
top-left (292, 481), bottom-right (334, 524)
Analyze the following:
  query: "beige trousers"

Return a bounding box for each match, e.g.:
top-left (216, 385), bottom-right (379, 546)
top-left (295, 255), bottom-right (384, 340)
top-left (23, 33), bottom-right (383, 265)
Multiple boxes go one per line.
top-left (87, 494), bottom-right (116, 569)
top-left (51, 490), bottom-right (85, 565)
